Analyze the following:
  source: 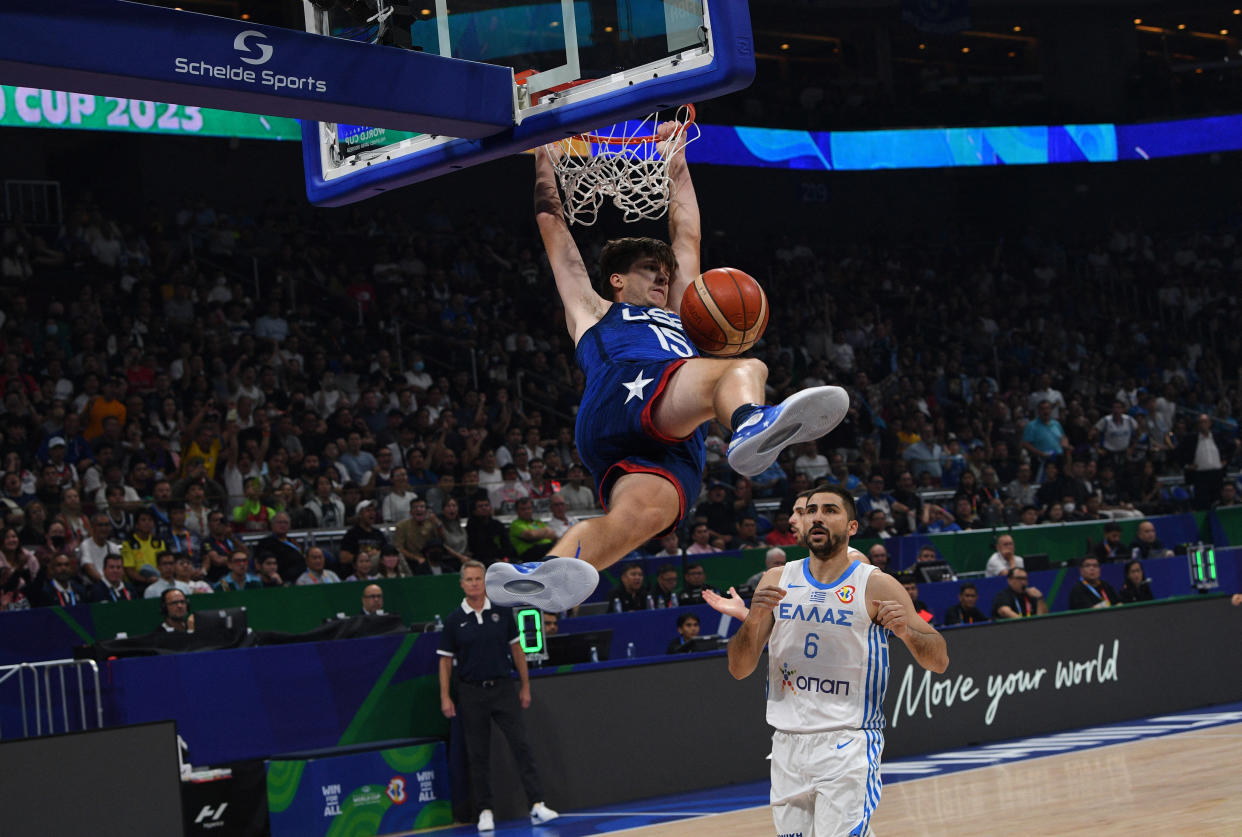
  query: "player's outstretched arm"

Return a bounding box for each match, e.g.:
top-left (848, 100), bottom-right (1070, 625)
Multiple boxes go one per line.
top-left (868, 571), bottom-right (949, 673)
top-left (727, 568), bottom-right (784, 679)
top-left (661, 122), bottom-right (701, 313)
top-left (533, 146), bottom-right (608, 343)
top-left (704, 586), bottom-right (749, 620)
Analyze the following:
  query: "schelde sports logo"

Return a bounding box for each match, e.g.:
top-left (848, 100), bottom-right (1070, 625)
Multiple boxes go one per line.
top-left (780, 662), bottom-right (797, 693)
top-left (836, 585), bottom-right (855, 605)
top-left (386, 777), bottom-right (407, 805)
top-left (172, 30), bottom-right (328, 93)
top-left (234, 30), bottom-right (274, 65)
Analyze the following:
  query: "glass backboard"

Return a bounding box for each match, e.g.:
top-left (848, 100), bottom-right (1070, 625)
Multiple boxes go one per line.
top-left (301, 0), bottom-right (753, 205)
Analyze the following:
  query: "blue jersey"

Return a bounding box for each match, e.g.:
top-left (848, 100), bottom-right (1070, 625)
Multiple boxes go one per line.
top-left (576, 303), bottom-right (699, 378)
top-left (573, 303), bottom-right (705, 533)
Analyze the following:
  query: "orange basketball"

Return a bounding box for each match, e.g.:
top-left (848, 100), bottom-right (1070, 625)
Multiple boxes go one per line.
top-left (679, 268), bottom-right (769, 357)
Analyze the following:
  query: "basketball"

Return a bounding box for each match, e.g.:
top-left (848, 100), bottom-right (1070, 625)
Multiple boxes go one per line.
top-left (679, 268), bottom-right (770, 357)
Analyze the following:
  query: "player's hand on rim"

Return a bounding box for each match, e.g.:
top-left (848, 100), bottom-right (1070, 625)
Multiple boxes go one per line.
top-left (872, 599), bottom-right (909, 638)
top-left (749, 583), bottom-right (786, 615)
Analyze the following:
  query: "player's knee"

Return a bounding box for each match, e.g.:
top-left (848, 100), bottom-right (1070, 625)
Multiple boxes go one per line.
top-left (732, 357), bottom-right (767, 380)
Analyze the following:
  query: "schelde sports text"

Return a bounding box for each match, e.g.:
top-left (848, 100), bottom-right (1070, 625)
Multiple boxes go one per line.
top-left (172, 59), bottom-right (327, 93)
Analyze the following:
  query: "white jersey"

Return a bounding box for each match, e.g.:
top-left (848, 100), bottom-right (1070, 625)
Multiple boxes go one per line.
top-left (766, 558), bottom-right (889, 733)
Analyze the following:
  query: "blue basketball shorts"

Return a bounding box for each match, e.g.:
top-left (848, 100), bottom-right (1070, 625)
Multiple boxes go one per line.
top-left (575, 359), bottom-right (706, 534)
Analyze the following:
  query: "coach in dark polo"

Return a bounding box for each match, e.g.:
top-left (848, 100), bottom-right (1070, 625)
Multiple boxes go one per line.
top-left (437, 560), bottom-right (558, 832)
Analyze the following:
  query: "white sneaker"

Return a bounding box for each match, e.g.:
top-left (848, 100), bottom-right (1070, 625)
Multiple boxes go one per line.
top-left (485, 557), bottom-right (599, 611)
top-left (477, 809), bottom-right (494, 832)
top-left (726, 386), bottom-right (850, 476)
top-left (530, 801), bottom-right (560, 824)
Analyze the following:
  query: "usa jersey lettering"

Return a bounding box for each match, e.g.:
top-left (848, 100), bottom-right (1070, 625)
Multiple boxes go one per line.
top-left (577, 303), bottom-right (700, 377)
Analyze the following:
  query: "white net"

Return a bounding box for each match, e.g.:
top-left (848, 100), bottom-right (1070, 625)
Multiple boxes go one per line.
top-left (545, 105), bottom-right (700, 226)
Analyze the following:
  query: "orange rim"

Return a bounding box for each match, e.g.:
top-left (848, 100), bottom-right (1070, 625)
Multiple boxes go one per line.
top-left (569, 104), bottom-right (697, 146)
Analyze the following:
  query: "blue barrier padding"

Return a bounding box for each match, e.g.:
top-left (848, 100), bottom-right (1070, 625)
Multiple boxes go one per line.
top-left (0, 603), bottom-right (94, 666)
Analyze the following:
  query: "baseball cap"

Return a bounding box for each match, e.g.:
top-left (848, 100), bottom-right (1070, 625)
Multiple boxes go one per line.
top-left (356, 500), bottom-right (375, 511)
top-left (47, 436), bottom-right (66, 448)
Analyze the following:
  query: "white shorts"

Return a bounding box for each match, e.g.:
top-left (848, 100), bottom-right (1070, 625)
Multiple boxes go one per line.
top-left (770, 728), bottom-right (882, 837)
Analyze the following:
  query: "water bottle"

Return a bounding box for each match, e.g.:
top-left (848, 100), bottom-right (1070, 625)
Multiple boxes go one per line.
top-left (613, 598), bottom-right (623, 613)
top-left (645, 593), bottom-right (654, 610)
top-left (626, 642), bottom-right (635, 658)
top-left (433, 613), bottom-right (444, 632)
top-left (589, 645), bottom-right (599, 663)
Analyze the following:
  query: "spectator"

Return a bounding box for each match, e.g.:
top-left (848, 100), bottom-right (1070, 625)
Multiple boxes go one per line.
top-left (651, 563), bottom-right (680, 608)
top-left (201, 512), bottom-right (241, 583)
top-left (685, 522), bottom-right (716, 555)
top-left (490, 465), bottom-right (531, 515)
top-left (984, 534), bottom-right (1024, 577)
top-left (558, 465), bottom-right (595, 512)
top-left (544, 493), bottom-right (578, 539)
top-left (857, 509), bottom-right (895, 540)
top-left (215, 550), bottom-right (263, 591)
top-left (338, 432), bottom-right (377, 485)
top-left (1067, 556), bottom-right (1119, 610)
top-left (1178, 414), bottom-right (1237, 510)
top-left (254, 511), bottom-right (304, 583)
top-left (902, 426), bottom-right (944, 483)
top-left (1093, 522), bottom-right (1128, 563)
top-left (360, 583), bottom-right (386, 615)
top-left (1118, 559), bottom-right (1154, 604)
top-left (30, 552), bottom-right (88, 608)
top-left (338, 500), bottom-right (390, 574)
top-left (902, 577), bottom-right (933, 623)
top-left (435, 497), bottom-right (470, 569)
top-left (606, 563), bottom-right (649, 612)
top-left (764, 510), bottom-right (797, 546)
top-left (695, 481), bottom-right (738, 543)
top-left (77, 512), bottom-right (119, 585)
top-left (89, 553), bottom-right (137, 603)
top-left (666, 612), bottom-right (702, 653)
top-left (1092, 400), bottom-right (1139, 465)
top-left (856, 474), bottom-right (905, 530)
top-left (1022, 400), bottom-right (1071, 471)
top-left (394, 498), bottom-right (438, 568)
top-left (1006, 463), bottom-right (1039, 510)
top-left (746, 547), bottom-right (788, 590)
top-left (1129, 520), bottom-right (1172, 559)
top-left (305, 475), bottom-right (347, 529)
top-left (824, 453), bottom-right (862, 493)
top-left (651, 532), bottom-right (682, 559)
top-left (376, 545), bottom-right (414, 578)
top-left (381, 467), bottom-right (419, 523)
top-left (792, 442), bottom-right (829, 482)
top-left (1213, 481), bottom-right (1241, 509)
top-left (729, 515), bottom-right (764, 550)
top-left (143, 551), bottom-right (180, 599)
top-left (296, 546), bottom-right (342, 585)
top-left (508, 497), bottom-right (557, 562)
top-left (943, 583), bottom-right (987, 625)
top-left (866, 543), bottom-right (891, 573)
top-left (466, 497), bottom-right (511, 566)
top-left (677, 562), bottom-right (714, 606)
top-left (990, 568), bottom-right (1047, 620)
top-left (175, 553), bottom-right (214, 594)
top-left (346, 549), bottom-right (382, 582)
top-left (950, 496), bottom-right (983, 531)
top-left (120, 509), bottom-right (167, 586)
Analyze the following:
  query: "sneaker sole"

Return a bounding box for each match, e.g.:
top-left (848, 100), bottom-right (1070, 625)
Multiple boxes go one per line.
top-left (485, 558), bottom-right (600, 611)
top-left (727, 386), bottom-right (850, 477)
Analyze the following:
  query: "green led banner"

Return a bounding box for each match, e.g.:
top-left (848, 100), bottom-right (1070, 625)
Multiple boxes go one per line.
top-left (0, 86), bottom-right (301, 140)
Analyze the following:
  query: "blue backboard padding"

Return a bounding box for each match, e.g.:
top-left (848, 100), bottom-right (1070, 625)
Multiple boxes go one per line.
top-left (0, 0), bottom-right (513, 138)
top-left (302, 0), bottom-right (754, 205)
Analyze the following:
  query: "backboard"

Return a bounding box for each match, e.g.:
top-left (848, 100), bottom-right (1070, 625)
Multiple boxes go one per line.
top-left (301, 0), bottom-right (753, 206)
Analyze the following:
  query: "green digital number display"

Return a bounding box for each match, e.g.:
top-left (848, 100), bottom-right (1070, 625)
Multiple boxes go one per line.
top-left (517, 608), bottom-right (544, 653)
top-left (1188, 544), bottom-right (1218, 589)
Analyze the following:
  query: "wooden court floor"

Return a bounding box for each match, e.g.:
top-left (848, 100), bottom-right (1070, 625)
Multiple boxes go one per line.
top-left (613, 723), bottom-right (1242, 836)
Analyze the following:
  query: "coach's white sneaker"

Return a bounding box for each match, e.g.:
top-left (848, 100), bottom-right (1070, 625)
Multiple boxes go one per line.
top-left (477, 809), bottom-right (494, 832)
top-left (726, 386), bottom-right (850, 477)
top-left (530, 801), bottom-right (560, 824)
top-left (486, 558), bottom-right (600, 611)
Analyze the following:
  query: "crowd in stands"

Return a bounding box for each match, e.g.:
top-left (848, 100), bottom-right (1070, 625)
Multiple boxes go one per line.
top-left (1, 183), bottom-right (1241, 613)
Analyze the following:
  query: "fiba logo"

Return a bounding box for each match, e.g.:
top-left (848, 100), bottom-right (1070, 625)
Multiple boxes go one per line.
top-left (780, 662), bottom-right (797, 693)
top-left (386, 777), bottom-right (408, 805)
top-left (234, 30), bottom-right (274, 65)
top-left (836, 585), bottom-right (855, 605)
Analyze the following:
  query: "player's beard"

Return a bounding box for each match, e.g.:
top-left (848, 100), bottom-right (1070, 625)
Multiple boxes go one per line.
top-left (802, 527), bottom-right (846, 558)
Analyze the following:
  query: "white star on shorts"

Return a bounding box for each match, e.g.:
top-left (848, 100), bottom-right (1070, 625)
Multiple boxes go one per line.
top-left (622, 371), bottom-right (654, 403)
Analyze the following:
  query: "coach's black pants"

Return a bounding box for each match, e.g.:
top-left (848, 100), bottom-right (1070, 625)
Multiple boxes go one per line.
top-left (457, 678), bottom-right (544, 814)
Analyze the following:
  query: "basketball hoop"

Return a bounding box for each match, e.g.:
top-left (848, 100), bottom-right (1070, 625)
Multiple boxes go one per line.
top-left (545, 104), bottom-right (699, 226)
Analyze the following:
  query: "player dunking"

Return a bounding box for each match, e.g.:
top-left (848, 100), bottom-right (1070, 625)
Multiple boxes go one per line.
top-left (729, 486), bottom-right (948, 836)
top-left (486, 129), bottom-right (849, 612)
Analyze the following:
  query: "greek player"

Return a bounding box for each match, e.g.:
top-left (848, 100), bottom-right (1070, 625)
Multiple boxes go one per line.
top-left (729, 486), bottom-right (948, 836)
top-left (486, 129), bottom-right (849, 613)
